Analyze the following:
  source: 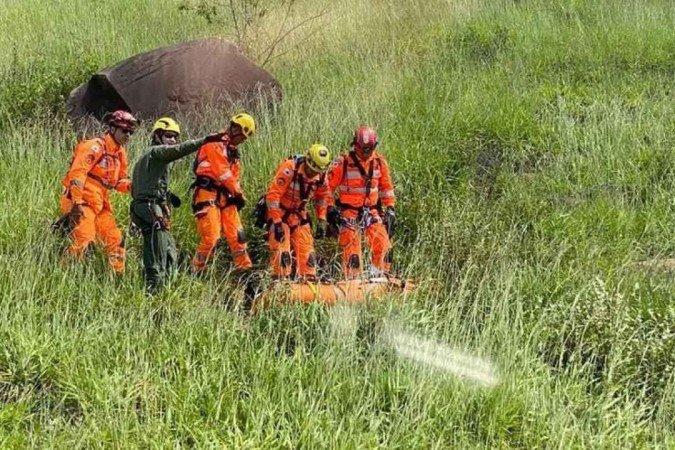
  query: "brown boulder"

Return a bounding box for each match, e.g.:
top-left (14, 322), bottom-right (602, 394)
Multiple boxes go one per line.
top-left (67, 38), bottom-right (282, 131)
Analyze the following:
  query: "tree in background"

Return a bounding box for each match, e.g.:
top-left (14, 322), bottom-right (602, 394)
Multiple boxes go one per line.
top-left (179, 0), bottom-right (328, 66)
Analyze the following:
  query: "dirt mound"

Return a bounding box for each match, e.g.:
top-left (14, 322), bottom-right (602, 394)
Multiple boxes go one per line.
top-left (67, 38), bottom-right (282, 131)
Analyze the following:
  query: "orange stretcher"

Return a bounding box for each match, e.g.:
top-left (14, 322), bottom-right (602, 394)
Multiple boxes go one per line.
top-left (254, 276), bottom-right (414, 311)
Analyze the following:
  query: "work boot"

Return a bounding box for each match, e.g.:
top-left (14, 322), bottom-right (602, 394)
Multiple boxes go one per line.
top-left (242, 280), bottom-right (259, 314)
top-left (368, 267), bottom-right (385, 280)
top-left (233, 270), bottom-right (261, 314)
top-left (145, 279), bottom-right (161, 296)
top-left (177, 250), bottom-right (192, 271)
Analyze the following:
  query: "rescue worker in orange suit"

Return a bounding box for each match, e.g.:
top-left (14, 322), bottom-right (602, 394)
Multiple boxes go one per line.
top-left (190, 113), bottom-right (255, 273)
top-left (58, 110), bottom-right (137, 273)
top-left (326, 126), bottom-right (396, 279)
top-left (265, 144), bottom-right (333, 280)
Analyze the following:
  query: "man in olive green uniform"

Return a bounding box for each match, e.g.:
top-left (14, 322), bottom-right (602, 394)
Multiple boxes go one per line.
top-left (131, 117), bottom-right (224, 293)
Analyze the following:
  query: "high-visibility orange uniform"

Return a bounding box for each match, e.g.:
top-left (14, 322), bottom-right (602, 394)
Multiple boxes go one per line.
top-left (327, 150), bottom-right (395, 278)
top-left (59, 134), bottom-right (131, 273)
top-left (191, 136), bottom-right (252, 272)
top-left (265, 156), bottom-right (331, 278)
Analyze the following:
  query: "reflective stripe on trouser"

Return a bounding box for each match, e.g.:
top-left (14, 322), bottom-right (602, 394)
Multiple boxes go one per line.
top-left (268, 222), bottom-right (316, 278)
top-left (59, 194), bottom-right (125, 273)
top-left (131, 202), bottom-right (178, 291)
top-left (338, 222), bottom-right (390, 279)
top-left (192, 204), bottom-right (252, 271)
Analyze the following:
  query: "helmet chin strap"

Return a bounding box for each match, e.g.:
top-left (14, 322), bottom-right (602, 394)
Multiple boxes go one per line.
top-left (355, 146), bottom-right (373, 159)
top-left (110, 127), bottom-right (125, 145)
top-left (151, 130), bottom-right (163, 146)
top-left (304, 164), bottom-right (318, 177)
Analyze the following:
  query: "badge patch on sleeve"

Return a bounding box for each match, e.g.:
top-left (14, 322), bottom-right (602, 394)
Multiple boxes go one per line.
top-left (276, 177), bottom-right (286, 186)
top-left (86, 154), bottom-right (96, 164)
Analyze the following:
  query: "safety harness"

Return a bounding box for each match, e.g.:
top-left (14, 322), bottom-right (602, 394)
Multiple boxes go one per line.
top-left (64, 138), bottom-right (119, 195)
top-left (87, 173), bottom-right (115, 189)
top-left (57, 138), bottom-right (116, 233)
top-left (335, 151), bottom-right (379, 211)
top-left (254, 156), bottom-right (325, 230)
top-left (282, 156), bottom-right (324, 226)
top-left (329, 151), bottom-right (387, 232)
top-left (189, 145), bottom-right (239, 213)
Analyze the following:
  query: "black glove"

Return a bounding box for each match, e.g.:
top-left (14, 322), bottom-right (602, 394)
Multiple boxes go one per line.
top-left (203, 132), bottom-right (226, 143)
top-left (315, 219), bottom-right (327, 239)
top-left (327, 206), bottom-right (341, 227)
top-left (52, 210), bottom-right (78, 236)
top-left (229, 193), bottom-right (246, 211)
top-left (68, 204), bottom-right (85, 228)
top-left (383, 207), bottom-right (395, 237)
top-left (129, 221), bottom-right (143, 237)
top-left (227, 146), bottom-right (240, 162)
top-left (272, 221), bottom-right (285, 242)
top-left (168, 192), bottom-right (182, 208)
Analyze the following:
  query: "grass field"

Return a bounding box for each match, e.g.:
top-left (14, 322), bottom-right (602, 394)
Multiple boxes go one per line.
top-left (0, 0), bottom-right (673, 447)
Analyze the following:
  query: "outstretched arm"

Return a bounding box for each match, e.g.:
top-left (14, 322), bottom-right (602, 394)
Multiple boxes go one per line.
top-left (149, 138), bottom-right (206, 163)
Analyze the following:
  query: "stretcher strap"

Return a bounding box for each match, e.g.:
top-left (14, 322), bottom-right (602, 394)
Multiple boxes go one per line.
top-left (307, 282), bottom-right (320, 300)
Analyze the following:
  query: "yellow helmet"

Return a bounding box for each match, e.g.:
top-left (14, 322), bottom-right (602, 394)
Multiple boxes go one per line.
top-left (305, 144), bottom-right (332, 173)
top-left (230, 113), bottom-right (256, 137)
top-left (151, 117), bottom-right (181, 135)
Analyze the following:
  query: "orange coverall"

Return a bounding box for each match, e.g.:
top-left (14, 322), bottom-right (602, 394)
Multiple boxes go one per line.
top-left (59, 134), bottom-right (131, 273)
top-left (327, 150), bottom-right (395, 278)
top-left (191, 137), bottom-right (252, 272)
top-left (265, 157), bottom-right (331, 278)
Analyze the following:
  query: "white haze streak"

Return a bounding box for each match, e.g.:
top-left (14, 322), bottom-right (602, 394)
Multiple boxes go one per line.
top-left (383, 323), bottom-right (498, 388)
top-left (327, 305), bottom-right (498, 388)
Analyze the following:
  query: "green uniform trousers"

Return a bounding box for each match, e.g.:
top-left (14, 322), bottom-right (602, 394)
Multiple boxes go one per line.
top-left (130, 200), bottom-right (178, 293)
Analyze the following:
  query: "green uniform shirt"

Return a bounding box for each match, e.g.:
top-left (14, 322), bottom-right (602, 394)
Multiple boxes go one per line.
top-left (131, 138), bottom-right (205, 202)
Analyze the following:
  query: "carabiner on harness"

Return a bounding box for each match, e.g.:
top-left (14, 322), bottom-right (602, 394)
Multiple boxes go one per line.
top-left (358, 206), bottom-right (374, 229)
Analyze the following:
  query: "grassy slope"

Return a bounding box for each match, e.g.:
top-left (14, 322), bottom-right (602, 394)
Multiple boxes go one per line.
top-left (0, 0), bottom-right (674, 447)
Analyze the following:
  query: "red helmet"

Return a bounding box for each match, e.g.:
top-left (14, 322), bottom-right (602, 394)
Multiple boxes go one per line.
top-left (105, 110), bottom-right (138, 132)
top-left (352, 125), bottom-right (378, 151)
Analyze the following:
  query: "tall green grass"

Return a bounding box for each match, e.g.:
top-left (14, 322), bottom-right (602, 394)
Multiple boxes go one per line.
top-left (0, 0), bottom-right (673, 446)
